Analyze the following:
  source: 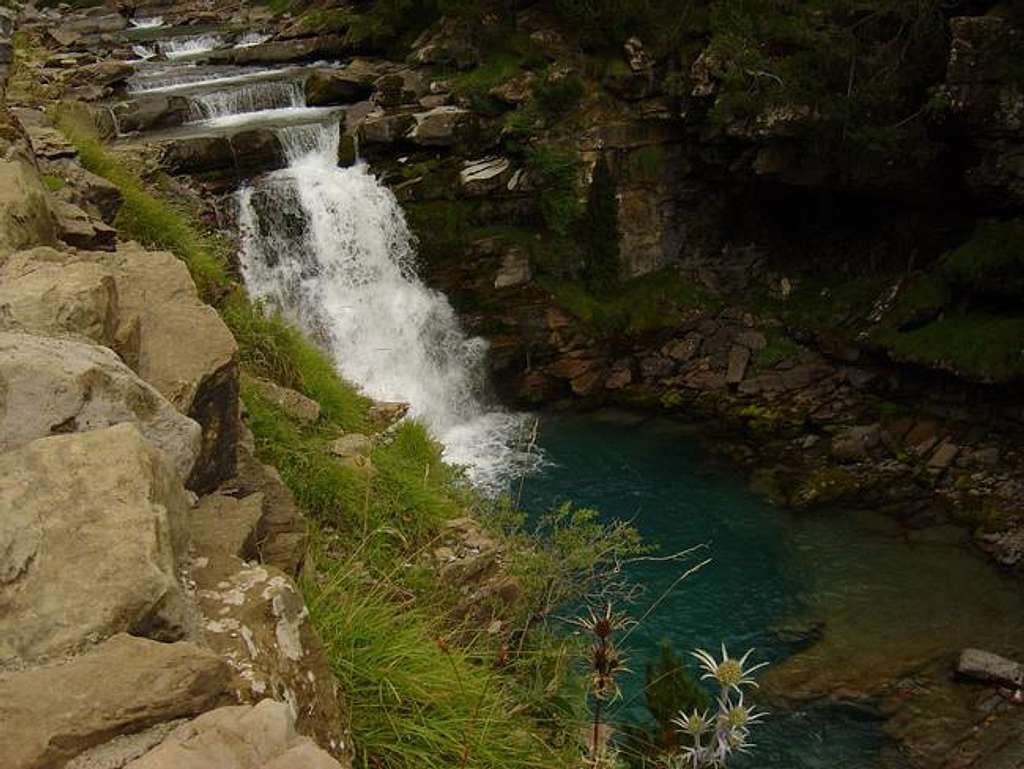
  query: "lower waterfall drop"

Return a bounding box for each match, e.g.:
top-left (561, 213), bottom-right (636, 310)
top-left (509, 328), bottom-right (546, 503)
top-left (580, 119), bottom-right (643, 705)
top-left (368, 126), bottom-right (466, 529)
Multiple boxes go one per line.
top-left (237, 120), bottom-right (539, 491)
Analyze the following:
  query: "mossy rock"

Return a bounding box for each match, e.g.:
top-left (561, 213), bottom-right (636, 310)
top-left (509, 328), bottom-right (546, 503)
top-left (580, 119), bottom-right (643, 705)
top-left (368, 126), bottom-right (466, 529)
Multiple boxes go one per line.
top-left (791, 466), bottom-right (861, 509)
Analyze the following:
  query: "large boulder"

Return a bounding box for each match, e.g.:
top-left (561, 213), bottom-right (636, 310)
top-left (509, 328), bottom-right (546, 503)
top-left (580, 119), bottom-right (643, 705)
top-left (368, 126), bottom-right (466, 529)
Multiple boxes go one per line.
top-left (0, 155), bottom-right (56, 256)
top-left (0, 634), bottom-right (229, 769)
top-left (0, 332), bottom-right (202, 479)
top-left (44, 157), bottom-right (123, 223)
top-left (157, 135), bottom-right (235, 175)
top-left (0, 247), bottom-right (118, 345)
top-left (112, 93), bottom-right (194, 134)
top-left (250, 377), bottom-right (321, 424)
top-left (406, 106), bottom-right (477, 147)
top-left (209, 35), bottom-right (348, 66)
top-left (156, 131), bottom-right (286, 176)
top-left (0, 424), bottom-right (193, 667)
top-left (50, 197), bottom-right (117, 251)
top-left (957, 648), bottom-right (1023, 687)
top-left (79, 243), bottom-right (241, 493)
top-left (304, 66), bottom-right (375, 107)
top-left (123, 700), bottom-right (343, 769)
top-left (229, 431), bottom-right (309, 576)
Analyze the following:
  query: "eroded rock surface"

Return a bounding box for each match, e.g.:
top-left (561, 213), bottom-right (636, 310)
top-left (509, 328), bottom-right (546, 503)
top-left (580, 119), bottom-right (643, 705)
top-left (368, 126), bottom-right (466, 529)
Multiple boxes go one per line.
top-left (0, 424), bottom-right (193, 666)
top-left (0, 331), bottom-right (202, 479)
top-left (123, 700), bottom-right (342, 769)
top-left (0, 634), bottom-right (229, 769)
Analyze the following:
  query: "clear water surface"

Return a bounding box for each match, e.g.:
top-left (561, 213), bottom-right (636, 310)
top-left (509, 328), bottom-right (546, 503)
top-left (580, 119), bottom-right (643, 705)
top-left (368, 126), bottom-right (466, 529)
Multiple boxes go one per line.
top-left (519, 410), bottom-right (1024, 769)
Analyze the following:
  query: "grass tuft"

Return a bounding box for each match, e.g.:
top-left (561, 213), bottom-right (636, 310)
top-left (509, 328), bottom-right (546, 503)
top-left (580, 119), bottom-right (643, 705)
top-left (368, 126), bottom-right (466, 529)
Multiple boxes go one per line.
top-left (306, 552), bottom-right (571, 769)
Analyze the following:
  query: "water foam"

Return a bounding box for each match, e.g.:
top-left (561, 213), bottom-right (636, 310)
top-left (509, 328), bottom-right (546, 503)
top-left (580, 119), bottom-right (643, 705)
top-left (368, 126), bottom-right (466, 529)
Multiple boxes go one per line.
top-left (235, 32), bottom-right (272, 48)
top-left (160, 33), bottom-right (222, 59)
top-left (237, 122), bottom-right (540, 491)
top-left (130, 16), bottom-right (163, 28)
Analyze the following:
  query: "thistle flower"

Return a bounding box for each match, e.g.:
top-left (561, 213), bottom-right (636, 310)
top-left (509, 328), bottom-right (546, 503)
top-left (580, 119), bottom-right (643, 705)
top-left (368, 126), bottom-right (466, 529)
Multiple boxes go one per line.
top-left (588, 641), bottom-right (630, 698)
top-left (692, 644), bottom-right (768, 693)
top-left (570, 602), bottom-right (631, 639)
top-left (718, 694), bottom-right (767, 732)
top-left (668, 646), bottom-right (768, 768)
top-left (672, 709), bottom-right (711, 740)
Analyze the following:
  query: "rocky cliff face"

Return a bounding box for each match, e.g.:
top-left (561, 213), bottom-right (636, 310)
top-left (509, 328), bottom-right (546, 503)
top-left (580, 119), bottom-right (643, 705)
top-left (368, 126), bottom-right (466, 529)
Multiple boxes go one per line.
top-left (0, 5), bottom-right (353, 767)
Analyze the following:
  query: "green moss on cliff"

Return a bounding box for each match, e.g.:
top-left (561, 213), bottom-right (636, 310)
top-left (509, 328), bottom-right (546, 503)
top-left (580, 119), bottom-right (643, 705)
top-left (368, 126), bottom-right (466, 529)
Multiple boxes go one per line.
top-left (941, 219), bottom-right (1024, 298)
top-left (876, 312), bottom-right (1024, 382)
top-left (757, 330), bottom-right (804, 367)
top-left (540, 268), bottom-right (711, 335)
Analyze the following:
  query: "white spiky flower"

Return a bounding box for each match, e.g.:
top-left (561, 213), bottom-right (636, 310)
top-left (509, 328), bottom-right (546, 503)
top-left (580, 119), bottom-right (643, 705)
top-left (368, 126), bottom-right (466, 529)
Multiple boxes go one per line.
top-left (672, 709), bottom-right (712, 740)
top-left (692, 644), bottom-right (768, 692)
top-left (719, 693), bottom-right (767, 732)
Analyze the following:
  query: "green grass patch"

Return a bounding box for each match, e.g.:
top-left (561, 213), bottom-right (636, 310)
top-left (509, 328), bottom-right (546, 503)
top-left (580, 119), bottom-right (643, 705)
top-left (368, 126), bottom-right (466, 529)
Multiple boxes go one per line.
top-left (42, 174), bottom-right (66, 192)
top-left (223, 295), bottom-right (369, 430)
top-left (525, 144), bottom-right (581, 237)
top-left (306, 554), bottom-right (574, 769)
top-left (762, 272), bottom-right (893, 336)
top-left (530, 72), bottom-right (585, 120)
top-left (242, 381), bottom-right (465, 559)
top-left (884, 273), bottom-right (951, 329)
top-left (539, 269), bottom-right (713, 335)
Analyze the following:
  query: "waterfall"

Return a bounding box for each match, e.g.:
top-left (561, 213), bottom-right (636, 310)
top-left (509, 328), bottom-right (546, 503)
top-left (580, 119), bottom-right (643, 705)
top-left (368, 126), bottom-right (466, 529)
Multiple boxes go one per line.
top-left (188, 80), bottom-right (306, 121)
top-left (160, 33), bottom-right (222, 59)
top-left (129, 16), bottom-right (163, 28)
top-left (130, 67), bottom-right (295, 95)
top-left (235, 32), bottom-right (272, 48)
top-left (237, 121), bottom-right (539, 491)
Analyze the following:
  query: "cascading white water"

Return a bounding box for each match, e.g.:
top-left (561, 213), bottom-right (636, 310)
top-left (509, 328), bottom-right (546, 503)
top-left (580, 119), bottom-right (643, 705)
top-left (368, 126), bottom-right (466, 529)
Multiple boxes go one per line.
top-left (131, 44), bottom-right (156, 60)
top-left (235, 32), bottom-right (271, 48)
top-left (129, 16), bottom-right (163, 28)
top-left (160, 33), bottom-right (222, 59)
top-left (188, 80), bottom-right (306, 121)
top-left (237, 121), bottom-right (539, 491)
top-left (130, 66), bottom-right (292, 94)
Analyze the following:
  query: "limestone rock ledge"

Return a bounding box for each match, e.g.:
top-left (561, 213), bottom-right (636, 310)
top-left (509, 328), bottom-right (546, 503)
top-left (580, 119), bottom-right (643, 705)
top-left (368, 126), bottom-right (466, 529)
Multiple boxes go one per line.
top-left (0, 67), bottom-right (350, 768)
top-left (0, 424), bottom-right (194, 666)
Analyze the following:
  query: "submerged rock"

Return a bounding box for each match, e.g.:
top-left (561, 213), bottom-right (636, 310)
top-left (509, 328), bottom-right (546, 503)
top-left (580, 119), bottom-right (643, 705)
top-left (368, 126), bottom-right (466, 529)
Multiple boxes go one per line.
top-left (957, 649), bottom-right (1023, 688)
